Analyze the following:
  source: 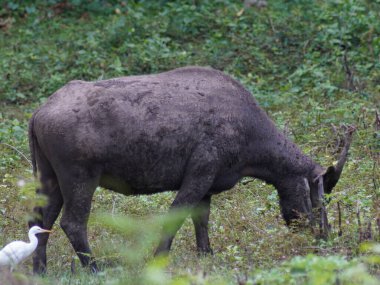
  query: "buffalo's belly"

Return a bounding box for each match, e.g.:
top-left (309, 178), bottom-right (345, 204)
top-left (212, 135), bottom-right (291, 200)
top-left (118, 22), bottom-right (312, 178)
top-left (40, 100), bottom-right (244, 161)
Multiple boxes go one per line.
top-left (99, 157), bottom-right (185, 194)
top-left (99, 176), bottom-right (176, 195)
top-left (99, 174), bottom-right (181, 195)
top-left (99, 174), bottom-right (134, 194)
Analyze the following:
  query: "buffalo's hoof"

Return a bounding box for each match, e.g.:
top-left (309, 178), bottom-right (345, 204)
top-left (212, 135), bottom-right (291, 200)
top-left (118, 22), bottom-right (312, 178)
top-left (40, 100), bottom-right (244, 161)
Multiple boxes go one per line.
top-left (197, 246), bottom-right (213, 256)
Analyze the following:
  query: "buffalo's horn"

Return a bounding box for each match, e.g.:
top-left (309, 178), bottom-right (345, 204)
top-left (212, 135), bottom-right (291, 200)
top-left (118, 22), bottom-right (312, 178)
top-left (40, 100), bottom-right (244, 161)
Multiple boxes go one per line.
top-left (318, 176), bottom-right (329, 238)
top-left (303, 177), bottom-right (312, 212)
top-left (334, 125), bottom-right (356, 176)
top-left (318, 175), bottom-right (324, 201)
top-left (323, 125), bottom-right (356, 193)
top-left (303, 178), bottom-right (313, 218)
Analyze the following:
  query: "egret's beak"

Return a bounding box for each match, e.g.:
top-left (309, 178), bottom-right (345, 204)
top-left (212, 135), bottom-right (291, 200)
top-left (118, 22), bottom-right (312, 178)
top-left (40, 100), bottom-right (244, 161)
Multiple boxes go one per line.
top-left (42, 229), bottom-right (52, 234)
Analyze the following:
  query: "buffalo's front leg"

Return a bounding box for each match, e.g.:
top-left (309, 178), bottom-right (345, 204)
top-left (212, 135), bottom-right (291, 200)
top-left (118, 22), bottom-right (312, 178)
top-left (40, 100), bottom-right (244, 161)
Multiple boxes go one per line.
top-left (154, 146), bottom-right (218, 255)
top-left (191, 195), bottom-right (213, 254)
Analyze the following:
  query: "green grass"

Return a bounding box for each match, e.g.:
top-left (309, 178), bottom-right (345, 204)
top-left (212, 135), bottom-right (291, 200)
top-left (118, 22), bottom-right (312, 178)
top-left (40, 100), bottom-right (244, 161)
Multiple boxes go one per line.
top-left (0, 0), bottom-right (379, 284)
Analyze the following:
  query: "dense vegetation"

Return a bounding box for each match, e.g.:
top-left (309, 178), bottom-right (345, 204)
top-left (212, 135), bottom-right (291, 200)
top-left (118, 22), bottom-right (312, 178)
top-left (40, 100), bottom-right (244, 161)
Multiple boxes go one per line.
top-left (0, 0), bottom-right (379, 284)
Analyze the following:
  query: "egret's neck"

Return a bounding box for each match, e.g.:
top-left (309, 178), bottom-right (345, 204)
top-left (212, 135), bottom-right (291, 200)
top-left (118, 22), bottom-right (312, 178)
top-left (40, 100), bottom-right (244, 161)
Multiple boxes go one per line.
top-left (28, 231), bottom-right (39, 251)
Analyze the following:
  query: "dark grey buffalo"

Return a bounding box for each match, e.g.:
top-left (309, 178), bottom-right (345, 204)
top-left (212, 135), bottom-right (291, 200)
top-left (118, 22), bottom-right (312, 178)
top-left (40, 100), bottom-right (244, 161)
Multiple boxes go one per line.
top-left (29, 66), bottom-right (353, 273)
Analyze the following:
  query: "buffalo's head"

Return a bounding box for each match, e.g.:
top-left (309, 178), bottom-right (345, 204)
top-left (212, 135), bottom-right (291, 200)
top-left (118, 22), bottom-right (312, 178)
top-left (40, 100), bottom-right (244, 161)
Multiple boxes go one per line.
top-left (277, 126), bottom-right (355, 237)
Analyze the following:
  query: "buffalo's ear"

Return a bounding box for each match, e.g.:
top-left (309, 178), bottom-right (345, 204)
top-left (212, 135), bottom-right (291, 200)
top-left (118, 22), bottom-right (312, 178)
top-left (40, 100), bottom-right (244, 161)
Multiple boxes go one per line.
top-left (323, 166), bottom-right (339, 194)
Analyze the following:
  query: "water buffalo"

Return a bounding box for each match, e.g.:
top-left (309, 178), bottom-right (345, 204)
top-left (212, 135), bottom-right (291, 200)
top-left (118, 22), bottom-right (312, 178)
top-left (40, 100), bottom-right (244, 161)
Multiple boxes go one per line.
top-left (28, 66), bottom-right (354, 273)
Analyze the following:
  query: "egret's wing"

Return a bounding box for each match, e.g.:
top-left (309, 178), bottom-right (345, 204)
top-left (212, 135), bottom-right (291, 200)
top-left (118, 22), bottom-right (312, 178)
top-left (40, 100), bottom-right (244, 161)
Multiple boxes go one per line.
top-left (0, 250), bottom-right (12, 266)
top-left (0, 241), bottom-right (28, 265)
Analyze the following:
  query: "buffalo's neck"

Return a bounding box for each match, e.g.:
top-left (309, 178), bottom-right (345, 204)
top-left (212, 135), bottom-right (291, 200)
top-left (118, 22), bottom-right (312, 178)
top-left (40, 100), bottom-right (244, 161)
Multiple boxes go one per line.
top-left (246, 124), bottom-right (318, 185)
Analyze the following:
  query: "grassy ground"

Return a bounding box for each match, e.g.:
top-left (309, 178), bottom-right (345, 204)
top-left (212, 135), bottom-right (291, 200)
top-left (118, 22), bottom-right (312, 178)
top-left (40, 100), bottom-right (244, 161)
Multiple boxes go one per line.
top-left (0, 1), bottom-right (379, 284)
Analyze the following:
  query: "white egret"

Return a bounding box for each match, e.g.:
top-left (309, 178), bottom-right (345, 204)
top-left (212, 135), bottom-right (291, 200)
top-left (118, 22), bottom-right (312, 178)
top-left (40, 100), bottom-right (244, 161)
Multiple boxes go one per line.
top-left (0, 226), bottom-right (52, 269)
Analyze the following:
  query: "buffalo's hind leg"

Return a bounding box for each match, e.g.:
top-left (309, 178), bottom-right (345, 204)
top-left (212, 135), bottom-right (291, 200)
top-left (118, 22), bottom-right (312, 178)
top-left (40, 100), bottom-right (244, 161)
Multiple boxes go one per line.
top-left (30, 158), bottom-right (63, 274)
top-left (191, 195), bottom-right (213, 255)
top-left (57, 167), bottom-right (100, 273)
top-left (154, 145), bottom-right (218, 256)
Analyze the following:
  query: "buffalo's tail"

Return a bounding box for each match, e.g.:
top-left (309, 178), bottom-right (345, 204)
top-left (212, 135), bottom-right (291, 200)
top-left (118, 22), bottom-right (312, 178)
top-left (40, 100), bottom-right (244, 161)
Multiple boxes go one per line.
top-left (28, 111), bottom-right (39, 177)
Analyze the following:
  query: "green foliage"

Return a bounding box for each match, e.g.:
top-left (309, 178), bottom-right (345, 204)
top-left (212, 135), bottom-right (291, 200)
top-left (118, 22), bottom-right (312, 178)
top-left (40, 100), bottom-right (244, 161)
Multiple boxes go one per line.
top-left (0, 0), bottom-right (379, 284)
top-left (251, 254), bottom-right (379, 285)
top-left (2, 0), bottom-right (378, 103)
top-left (0, 113), bottom-right (30, 171)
